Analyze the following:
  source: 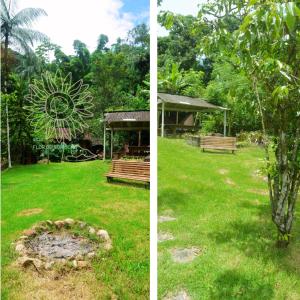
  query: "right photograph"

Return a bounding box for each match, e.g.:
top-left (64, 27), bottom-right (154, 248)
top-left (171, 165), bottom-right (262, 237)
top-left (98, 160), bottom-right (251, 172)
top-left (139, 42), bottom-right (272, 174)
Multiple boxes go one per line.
top-left (157, 0), bottom-right (300, 299)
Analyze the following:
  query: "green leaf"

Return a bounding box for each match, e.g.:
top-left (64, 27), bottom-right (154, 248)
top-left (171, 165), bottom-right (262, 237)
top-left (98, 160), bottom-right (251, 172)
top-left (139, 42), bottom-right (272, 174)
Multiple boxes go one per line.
top-left (294, 5), bottom-right (300, 17)
top-left (164, 13), bottom-right (174, 30)
top-left (285, 3), bottom-right (296, 31)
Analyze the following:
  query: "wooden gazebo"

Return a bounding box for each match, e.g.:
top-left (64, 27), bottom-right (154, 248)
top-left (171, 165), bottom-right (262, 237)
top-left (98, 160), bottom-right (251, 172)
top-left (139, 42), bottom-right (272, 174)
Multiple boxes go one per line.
top-left (157, 93), bottom-right (228, 137)
top-left (103, 110), bottom-right (150, 160)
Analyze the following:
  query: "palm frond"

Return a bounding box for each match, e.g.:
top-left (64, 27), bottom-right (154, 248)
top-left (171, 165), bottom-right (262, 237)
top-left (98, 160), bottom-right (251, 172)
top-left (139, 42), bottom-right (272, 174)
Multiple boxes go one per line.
top-left (11, 7), bottom-right (47, 27)
top-left (12, 27), bottom-right (48, 46)
top-left (0, 0), bottom-right (11, 21)
top-left (10, 34), bottom-right (33, 54)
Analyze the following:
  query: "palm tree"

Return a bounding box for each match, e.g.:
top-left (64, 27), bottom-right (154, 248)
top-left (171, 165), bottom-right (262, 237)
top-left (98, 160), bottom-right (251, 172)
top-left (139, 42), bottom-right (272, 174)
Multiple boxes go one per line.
top-left (1, 0), bottom-right (48, 168)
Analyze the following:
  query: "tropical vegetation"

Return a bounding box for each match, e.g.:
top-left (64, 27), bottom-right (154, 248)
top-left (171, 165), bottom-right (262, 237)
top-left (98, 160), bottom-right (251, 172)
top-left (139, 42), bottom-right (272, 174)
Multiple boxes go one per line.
top-left (1, 0), bottom-right (150, 168)
top-left (158, 0), bottom-right (300, 247)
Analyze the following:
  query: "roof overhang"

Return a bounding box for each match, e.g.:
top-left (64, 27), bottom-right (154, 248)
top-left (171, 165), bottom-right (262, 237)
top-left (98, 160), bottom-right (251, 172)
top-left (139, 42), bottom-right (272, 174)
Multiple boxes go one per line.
top-left (105, 110), bottom-right (150, 130)
top-left (157, 93), bottom-right (228, 112)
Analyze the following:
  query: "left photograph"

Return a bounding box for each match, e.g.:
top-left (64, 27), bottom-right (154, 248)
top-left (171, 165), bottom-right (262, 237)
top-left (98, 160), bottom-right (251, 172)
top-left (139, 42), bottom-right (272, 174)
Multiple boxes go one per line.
top-left (1, 0), bottom-right (150, 299)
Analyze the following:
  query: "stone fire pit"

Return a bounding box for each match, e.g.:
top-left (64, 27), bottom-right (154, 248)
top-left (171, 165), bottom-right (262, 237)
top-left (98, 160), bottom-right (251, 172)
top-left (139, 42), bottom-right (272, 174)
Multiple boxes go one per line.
top-left (13, 219), bottom-right (112, 271)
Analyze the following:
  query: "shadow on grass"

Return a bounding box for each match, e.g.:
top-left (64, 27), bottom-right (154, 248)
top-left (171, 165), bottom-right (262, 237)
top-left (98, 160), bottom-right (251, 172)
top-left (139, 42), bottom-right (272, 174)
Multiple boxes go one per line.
top-left (107, 179), bottom-right (150, 189)
top-left (210, 270), bottom-right (274, 299)
top-left (158, 189), bottom-right (193, 212)
top-left (209, 215), bottom-right (300, 276)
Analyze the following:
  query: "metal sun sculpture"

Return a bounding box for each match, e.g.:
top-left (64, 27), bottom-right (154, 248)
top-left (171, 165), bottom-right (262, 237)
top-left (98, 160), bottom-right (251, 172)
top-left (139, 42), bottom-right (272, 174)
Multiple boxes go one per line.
top-left (26, 71), bottom-right (94, 142)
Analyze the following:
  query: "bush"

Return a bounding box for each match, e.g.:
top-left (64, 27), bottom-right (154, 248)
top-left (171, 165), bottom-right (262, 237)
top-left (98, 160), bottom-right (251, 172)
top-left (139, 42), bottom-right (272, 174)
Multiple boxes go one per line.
top-left (236, 131), bottom-right (265, 145)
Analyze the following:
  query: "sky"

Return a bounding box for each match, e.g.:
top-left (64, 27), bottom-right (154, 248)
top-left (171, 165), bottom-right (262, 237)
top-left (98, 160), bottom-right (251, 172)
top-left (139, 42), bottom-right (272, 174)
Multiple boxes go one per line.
top-left (17, 0), bottom-right (149, 55)
top-left (157, 0), bottom-right (206, 36)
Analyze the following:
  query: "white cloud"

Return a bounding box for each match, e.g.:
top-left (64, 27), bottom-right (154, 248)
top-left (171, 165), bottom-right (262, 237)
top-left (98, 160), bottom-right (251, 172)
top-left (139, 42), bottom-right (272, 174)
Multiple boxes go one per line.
top-left (157, 0), bottom-right (206, 36)
top-left (17, 0), bottom-right (138, 54)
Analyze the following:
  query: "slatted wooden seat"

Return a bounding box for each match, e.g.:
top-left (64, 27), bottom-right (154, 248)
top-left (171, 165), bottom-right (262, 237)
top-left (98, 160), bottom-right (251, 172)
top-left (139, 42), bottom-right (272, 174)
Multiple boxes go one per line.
top-left (200, 136), bottom-right (237, 153)
top-left (106, 160), bottom-right (150, 185)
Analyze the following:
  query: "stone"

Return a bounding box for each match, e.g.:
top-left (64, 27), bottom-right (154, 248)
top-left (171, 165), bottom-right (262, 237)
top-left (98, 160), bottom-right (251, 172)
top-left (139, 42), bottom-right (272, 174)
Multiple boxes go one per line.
top-left (18, 235), bottom-right (29, 240)
top-left (46, 220), bottom-right (53, 226)
top-left (88, 227), bottom-right (96, 234)
top-left (170, 247), bottom-right (201, 263)
top-left (96, 229), bottom-right (110, 241)
top-left (45, 261), bottom-right (55, 270)
top-left (225, 178), bottom-right (236, 186)
top-left (103, 242), bottom-right (113, 251)
top-left (218, 169), bottom-right (228, 175)
top-left (79, 221), bottom-right (86, 229)
top-left (38, 159), bottom-right (49, 164)
top-left (15, 243), bottom-right (25, 253)
top-left (163, 290), bottom-right (191, 300)
top-left (72, 260), bottom-right (78, 268)
top-left (54, 220), bottom-right (65, 229)
top-left (17, 256), bottom-right (34, 267)
top-left (87, 252), bottom-right (95, 259)
top-left (158, 232), bottom-right (174, 243)
top-left (33, 225), bottom-right (47, 232)
top-left (158, 215), bottom-right (176, 223)
top-left (23, 229), bottom-right (36, 237)
top-left (77, 260), bottom-right (88, 268)
top-left (33, 258), bottom-right (43, 268)
top-left (75, 254), bottom-right (83, 260)
top-left (64, 218), bottom-right (75, 226)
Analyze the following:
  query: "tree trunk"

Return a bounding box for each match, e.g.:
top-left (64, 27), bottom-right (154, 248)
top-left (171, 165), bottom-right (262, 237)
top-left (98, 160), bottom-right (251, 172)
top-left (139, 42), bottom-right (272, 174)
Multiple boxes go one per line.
top-left (4, 34), bottom-right (12, 168)
top-left (6, 102), bottom-right (12, 168)
top-left (271, 127), bottom-right (300, 247)
top-left (253, 78), bottom-right (300, 248)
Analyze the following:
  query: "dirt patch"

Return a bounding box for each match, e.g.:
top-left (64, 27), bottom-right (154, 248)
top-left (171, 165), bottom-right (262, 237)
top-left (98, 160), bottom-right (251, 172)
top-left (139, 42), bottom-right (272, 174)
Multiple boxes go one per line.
top-left (158, 216), bottom-right (176, 223)
top-left (158, 232), bottom-right (175, 243)
top-left (247, 189), bottom-right (269, 196)
top-left (252, 170), bottom-right (268, 182)
top-left (26, 232), bottom-right (94, 259)
top-left (170, 247), bottom-right (201, 263)
top-left (17, 208), bottom-right (44, 217)
top-left (225, 178), bottom-right (236, 186)
top-left (218, 169), bottom-right (229, 175)
top-left (8, 267), bottom-right (114, 300)
top-left (163, 290), bottom-right (191, 300)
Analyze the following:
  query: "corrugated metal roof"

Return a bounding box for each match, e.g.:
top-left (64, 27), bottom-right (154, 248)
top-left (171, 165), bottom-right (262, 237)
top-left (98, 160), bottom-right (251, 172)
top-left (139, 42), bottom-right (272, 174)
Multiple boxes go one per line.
top-left (105, 111), bottom-right (150, 124)
top-left (157, 93), bottom-right (227, 111)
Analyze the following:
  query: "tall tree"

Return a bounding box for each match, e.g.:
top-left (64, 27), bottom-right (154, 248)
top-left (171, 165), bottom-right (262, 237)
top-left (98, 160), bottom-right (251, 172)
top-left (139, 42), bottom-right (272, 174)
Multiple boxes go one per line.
top-left (199, 0), bottom-right (300, 247)
top-left (1, 0), bottom-right (48, 168)
top-left (97, 34), bottom-right (109, 52)
top-left (1, 0), bottom-right (48, 85)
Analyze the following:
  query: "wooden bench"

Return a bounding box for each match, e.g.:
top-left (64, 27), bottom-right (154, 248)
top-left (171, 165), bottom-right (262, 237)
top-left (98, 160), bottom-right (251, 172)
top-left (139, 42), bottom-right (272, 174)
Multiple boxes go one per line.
top-left (200, 136), bottom-right (237, 153)
top-left (106, 160), bottom-right (150, 185)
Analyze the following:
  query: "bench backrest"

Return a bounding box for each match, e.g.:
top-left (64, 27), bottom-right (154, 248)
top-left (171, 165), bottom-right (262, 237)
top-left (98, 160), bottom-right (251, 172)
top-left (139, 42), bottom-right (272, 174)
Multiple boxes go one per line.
top-left (111, 160), bottom-right (150, 177)
top-left (200, 136), bottom-right (237, 149)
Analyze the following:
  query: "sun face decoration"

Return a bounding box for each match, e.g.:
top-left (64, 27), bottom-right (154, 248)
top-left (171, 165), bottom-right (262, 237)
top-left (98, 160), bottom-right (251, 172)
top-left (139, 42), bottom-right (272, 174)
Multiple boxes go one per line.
top-left (26, 71), bottom-right (94, 142)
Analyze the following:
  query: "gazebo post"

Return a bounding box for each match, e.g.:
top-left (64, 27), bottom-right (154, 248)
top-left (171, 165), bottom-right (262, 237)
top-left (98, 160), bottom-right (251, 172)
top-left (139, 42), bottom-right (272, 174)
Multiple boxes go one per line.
top-left (161, 102), bottom-right (165, 138)
top-left (110, 129), bottom-right (113, 159)
top-left (223, 110), bottom-right (227, 137)
top-left (138, 130), bottom-right (141, 147)
top-left (103, 123), bottom-right (106, 161)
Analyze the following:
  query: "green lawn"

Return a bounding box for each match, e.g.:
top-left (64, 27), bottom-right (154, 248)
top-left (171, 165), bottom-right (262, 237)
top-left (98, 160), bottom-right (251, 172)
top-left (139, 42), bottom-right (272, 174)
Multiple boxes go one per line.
top-left (1, 160), bottom-right (149, 300)
top-left (158, 138), bottom-right (300, 300)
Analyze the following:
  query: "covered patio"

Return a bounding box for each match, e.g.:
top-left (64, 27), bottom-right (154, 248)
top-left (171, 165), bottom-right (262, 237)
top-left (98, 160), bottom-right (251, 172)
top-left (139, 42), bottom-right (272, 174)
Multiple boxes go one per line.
top-left (103, 110), bottom-right (150, 160)
top-left (157, 93), bottom-right (228, 137)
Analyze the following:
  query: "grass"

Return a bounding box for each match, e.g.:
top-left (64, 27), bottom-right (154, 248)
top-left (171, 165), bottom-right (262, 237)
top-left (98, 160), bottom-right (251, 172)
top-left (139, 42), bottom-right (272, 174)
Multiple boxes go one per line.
top-left (158, 138), bottom-right (300, 300)
top-left (1, 160), bottom-right (149, 300)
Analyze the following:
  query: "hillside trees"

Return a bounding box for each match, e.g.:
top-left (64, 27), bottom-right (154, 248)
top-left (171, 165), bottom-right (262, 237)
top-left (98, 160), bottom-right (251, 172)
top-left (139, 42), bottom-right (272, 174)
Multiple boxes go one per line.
top-left (198, 0), bottom-right (300, 246)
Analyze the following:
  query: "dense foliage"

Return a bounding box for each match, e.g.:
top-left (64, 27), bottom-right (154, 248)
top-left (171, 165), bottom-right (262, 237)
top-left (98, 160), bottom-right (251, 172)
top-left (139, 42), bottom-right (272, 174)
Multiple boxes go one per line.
top-left (1, 0), bottom-right (149, 165)
top-left (159, 0), bottom-right (300, 247)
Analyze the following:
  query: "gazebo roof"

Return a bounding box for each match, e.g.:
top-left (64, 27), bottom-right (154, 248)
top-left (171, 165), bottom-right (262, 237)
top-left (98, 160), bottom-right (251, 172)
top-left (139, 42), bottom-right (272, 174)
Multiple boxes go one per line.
top-left (157, 93), bottom-right (227, 112)
top-left (105, 110), bottom-right (150, 130)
